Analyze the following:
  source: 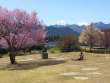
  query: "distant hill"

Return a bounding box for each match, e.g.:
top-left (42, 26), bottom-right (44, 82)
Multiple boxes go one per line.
top-left (46, 22), bottom-right (110, 38)
top-left (93, 22), bottom-right (110, 30)
top-left (46, 25), bottom-right (79, 38)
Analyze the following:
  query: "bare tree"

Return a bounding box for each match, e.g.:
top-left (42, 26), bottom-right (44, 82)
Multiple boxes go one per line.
top-left (79, 23), bottom-right (103, 51)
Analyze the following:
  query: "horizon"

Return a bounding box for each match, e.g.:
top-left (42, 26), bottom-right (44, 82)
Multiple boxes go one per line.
top-left (46, 21), bottom-right (110, 26)
top-left (0, 0), bottom-right (110, 25)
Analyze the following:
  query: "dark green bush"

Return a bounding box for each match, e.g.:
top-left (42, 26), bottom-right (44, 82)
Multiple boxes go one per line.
top-left (0, 48), bottom-right (8, 58)
top-left (0, 48), bottom-right (8, 54)
top-left (30, 44), bottom-right (44, 51)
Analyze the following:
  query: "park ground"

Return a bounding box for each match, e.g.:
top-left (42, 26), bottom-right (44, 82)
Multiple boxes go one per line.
top-left (0, 52), bottom-right (110, 83)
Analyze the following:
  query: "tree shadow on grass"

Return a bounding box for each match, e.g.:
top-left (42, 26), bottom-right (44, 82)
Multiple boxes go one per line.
top-left (0, 58), bottom-right (66, 70)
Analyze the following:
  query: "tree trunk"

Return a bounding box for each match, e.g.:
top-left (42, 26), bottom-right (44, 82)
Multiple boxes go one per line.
top-left (9, 51), bottom-right (16, 64)
top-left (23, 49), bottom-right (26, 54)
top-left (90, 46), bottom-right (92, 53)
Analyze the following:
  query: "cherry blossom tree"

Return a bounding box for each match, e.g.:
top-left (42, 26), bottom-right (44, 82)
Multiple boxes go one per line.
top-left (0, 7), bottom-right (45, 64)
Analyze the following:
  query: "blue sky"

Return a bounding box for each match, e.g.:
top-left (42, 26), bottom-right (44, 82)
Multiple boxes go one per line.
top-left (0, 0), bottom-right (110, 25)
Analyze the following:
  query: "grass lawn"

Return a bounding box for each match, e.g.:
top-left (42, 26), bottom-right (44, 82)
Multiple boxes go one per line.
top-left (0, 52), bottom-right (110, 83)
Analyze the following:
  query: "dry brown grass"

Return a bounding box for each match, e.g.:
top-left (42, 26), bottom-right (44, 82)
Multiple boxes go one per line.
top-left (0, 52), bottom-right (110, 83)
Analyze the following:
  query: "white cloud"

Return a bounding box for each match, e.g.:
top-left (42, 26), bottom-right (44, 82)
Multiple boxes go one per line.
top-left (77, 22), bottom-right (90, 26)
top-left (56, 20), bottom-right (66, 25)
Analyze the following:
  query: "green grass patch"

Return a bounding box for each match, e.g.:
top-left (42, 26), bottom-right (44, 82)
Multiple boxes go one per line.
top-left (48, 47), bottom-right (60, 53)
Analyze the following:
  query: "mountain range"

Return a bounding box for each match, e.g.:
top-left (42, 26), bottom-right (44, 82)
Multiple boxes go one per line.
top-left (46, 22), bottom-right (110, 38)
